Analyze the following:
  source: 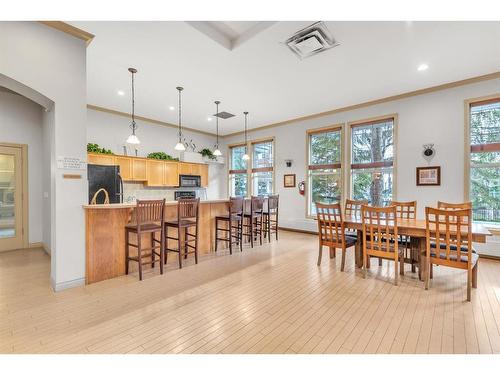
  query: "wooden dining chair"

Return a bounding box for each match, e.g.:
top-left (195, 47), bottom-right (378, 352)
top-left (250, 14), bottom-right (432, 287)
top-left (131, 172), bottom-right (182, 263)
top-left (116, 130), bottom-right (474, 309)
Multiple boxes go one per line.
top-left (437, 201), bottom-right (472, 210)
top-left (390, 200), bottom-right (418, 272)
top-left (242, 196), bottom-right (264, 248)
top-left (425, 207), bottom-right (478, 301)
top-left (316, 202), bottom-right (356, 271)
top-left (361, 204), bottom-right (403, 285)
top-left (215, 197), bottom-right (244, 254)
top-left (263, 194), bottom-right (279, 242)
top-left (125, 199), bottom-right (165, 280)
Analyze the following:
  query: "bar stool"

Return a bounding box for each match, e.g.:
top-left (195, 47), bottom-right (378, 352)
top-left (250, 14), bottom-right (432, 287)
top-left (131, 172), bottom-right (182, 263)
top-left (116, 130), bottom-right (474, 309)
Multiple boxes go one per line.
top-left (242, 196), bottom-right (264, 248)
top-left (215, 197), bottom-right (244, 254)
top-left (263, 194), bottom-right (279, 242)
top-left (125, 199), bottom-right (165, 281)
top-left (164, 197), bottom-right (200, 269)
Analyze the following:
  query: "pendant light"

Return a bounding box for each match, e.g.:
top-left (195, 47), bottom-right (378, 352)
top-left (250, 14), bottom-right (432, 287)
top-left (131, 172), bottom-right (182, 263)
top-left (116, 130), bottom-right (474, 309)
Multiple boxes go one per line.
top-left (174, 86), bottom-right (186, 151)
top-left (213, 100), bottom-right (222, 156)
top-left (242, 111), bottom-right (250, 160)
top-left (126, 68), bottom-right (140, 145)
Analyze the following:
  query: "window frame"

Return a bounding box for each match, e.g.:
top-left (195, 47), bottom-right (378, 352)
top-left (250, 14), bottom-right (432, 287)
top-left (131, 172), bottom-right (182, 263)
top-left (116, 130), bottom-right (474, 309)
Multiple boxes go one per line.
top-left (227, 137), bottom-right (275, 198)
top-left (305, 124), bottom-right (344, 219)
top-left (464, 94), bottom-right (500, 228)
top-left (346, 114), bottom-right (398, 205)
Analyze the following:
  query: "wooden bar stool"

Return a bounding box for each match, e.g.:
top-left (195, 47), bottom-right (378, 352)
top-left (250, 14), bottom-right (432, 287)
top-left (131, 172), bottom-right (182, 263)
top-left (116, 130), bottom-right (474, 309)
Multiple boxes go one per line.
top-left (242, 196), bottom-right (264, 248)
top-left (263, 194), bottom-right (279, 242)
top-left (164, 197), bottom-right (200, 269)
top-left (215, 197), bottom-right (244, 254)
top-left (125, 199), bottom-right (165, 281)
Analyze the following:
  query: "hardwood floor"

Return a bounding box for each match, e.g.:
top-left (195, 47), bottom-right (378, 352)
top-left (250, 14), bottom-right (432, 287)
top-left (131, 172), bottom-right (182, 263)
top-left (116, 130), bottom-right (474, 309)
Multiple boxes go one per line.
top-left (1, 231), bottom-right (500, 354)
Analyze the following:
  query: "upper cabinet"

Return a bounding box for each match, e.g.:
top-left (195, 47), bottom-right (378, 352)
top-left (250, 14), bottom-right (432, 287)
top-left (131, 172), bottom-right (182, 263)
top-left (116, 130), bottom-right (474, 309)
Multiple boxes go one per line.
top-left (87, 153), bottom-right (203, 187)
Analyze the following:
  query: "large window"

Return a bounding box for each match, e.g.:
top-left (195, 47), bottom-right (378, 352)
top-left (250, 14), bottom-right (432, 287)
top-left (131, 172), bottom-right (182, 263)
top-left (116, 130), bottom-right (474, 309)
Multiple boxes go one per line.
top-left (468, 97), bottom-right (500, 224)
top-left (251, 141), bottom-right (274, 196)
top-left (228, 139), bottom-right (274, 197)
top-left (307, 126), bottom-right (342, 216)
top-left (350, 117), bottom-right (394, 206)
top-left (229, 145), bottom-right (248, 197)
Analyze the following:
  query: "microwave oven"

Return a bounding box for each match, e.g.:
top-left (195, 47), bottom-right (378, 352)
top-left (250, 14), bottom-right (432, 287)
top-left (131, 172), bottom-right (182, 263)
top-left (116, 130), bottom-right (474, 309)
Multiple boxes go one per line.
top-left (179, 174), bottom-right (201, 188)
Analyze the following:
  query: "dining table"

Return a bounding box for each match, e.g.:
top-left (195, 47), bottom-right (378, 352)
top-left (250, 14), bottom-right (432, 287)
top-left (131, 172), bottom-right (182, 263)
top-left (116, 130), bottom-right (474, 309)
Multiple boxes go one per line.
top-left (343, 215), bottom-right (492, 279)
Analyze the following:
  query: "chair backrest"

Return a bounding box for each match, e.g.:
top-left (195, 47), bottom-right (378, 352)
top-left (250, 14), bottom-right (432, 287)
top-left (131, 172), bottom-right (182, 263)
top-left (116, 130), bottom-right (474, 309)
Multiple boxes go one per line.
top-left (345, 199), bottom-right (368, 217)
top-left (229, 196), bottom-right (244, 215)
top-left (361, 204), bottom-right (398, 255)
top-left (437, 201), bottom-right (472, 210)
top-left (136, 199), bottom-right (165, 229)
top-left (267, 194), bottom-right (279, 213)
top-left (316, 202), bottom-right (344, 246)
top-left (178, 197), bottom-right (200, 221)
top-left (390, 200), bottom-right (417, 219)
top-left (250, 196), bottom-right (264, 215)
top-left (425, 207), bottom-right (472, 266)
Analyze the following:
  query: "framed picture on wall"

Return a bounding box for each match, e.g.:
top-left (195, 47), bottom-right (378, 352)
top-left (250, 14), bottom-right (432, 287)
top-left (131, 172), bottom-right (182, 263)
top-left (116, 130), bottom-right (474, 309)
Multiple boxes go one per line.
top-left (284, 174), bottom-right (296, 188)
top-left (416, 166), bottom-right (441, 186)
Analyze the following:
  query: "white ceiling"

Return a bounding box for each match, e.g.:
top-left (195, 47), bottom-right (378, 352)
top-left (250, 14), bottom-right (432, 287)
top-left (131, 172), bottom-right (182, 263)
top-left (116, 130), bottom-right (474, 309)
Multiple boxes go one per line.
top-left (72, 21), bottom-right (500, 135)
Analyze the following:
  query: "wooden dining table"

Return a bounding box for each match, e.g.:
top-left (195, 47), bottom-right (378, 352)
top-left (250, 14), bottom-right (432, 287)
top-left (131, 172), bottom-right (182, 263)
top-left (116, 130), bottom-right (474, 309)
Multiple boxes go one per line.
top-left (343, 215), bottom-right (492, 277)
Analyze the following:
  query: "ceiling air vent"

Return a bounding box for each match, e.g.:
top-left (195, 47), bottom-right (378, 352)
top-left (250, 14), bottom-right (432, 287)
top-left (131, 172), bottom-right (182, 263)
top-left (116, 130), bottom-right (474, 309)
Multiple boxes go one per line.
top-left (214, 111), bottom-right (235, 119)
top-left (285, 21), bottom-right (339, 60)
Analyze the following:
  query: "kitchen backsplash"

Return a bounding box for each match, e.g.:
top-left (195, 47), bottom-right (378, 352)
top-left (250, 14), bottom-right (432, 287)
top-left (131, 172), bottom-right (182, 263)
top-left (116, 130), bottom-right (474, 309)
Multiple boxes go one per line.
top-left (123, 182), bottom-right (207, 202)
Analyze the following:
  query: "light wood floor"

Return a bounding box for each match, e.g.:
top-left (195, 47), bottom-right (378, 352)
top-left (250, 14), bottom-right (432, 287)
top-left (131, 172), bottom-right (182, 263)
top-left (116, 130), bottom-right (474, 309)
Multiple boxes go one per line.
top-left (1, 231), bottom-right (500, 354)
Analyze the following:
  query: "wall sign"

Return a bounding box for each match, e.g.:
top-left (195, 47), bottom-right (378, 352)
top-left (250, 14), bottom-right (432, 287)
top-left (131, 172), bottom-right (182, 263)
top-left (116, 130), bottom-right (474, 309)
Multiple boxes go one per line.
top-left (57, 156), bottom-right (87, 170)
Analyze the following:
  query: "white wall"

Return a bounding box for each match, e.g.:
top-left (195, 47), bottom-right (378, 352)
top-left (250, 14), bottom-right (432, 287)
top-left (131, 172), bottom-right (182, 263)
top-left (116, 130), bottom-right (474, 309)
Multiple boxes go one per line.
top-left (0, 22), bottom-right (88, 291)
top-left (0, 91), bottom-right (43, 244)
top-left (87, 108), bottom-right (226, 199)
top-left (222, 77), bottom-right (500, 236)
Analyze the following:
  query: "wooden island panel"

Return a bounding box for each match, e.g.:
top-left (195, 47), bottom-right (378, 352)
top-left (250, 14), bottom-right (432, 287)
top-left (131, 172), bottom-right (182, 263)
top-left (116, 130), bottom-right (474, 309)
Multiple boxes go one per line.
top-left (85, 200), bottom-right (229, 284)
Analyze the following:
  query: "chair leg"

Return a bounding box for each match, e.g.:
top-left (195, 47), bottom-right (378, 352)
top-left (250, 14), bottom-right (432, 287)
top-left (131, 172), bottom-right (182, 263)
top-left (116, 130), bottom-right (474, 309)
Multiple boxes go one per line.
top-left (467, 267), bottom-right (472, 302)
top-left (378, 258), bottom-right (382, 266)
top-left (250, 217), bottom-right (254, 248)
top-left (472, 262), bottom-right (478, 289)
top-left (275, 217), bottom-right (279, 241)
top-left (394, 258), bottom-right (398, 286)
top-left (430, 264), bottom-right (433, 279)
top-left (137, 233), bottom-right (143, 281)
top-left (424, 258), bottom-right (430, 290)
top-left (399, 251), bottom-right (404, 276)
top-left (229, 220), bottom-right (233, 255)
top-left (178, 228), bottom-right (182, 269)
top-left (125, 229), bottom-right (129, 275)
top-left (215, 218), bottom-right (219, 253)
top-left (194, 224), bottom-right (199, 265)
top-left (317, 242), bottom-right (323, 266)
top-left (164, 227), bottom-right (169, 266)
top-left (151, 232), bottom-right (155, 269)
top-left (363, 250), bottom-right (367, 279)
top-left (184, 227), bottom-right (188, 259)
top-left (239, 220), bottom-right (243, 252)
top-left (159, 229), bottom-right (164, 275)
top-left (341, 247), bottom-right (346, 272)
top-left (330, 247), bottom-right (335, 259)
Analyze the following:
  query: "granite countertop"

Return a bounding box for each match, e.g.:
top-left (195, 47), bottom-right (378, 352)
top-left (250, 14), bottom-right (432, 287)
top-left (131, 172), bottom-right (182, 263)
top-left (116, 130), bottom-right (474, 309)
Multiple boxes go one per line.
top-left (82, 199), bottom-right (230, 209)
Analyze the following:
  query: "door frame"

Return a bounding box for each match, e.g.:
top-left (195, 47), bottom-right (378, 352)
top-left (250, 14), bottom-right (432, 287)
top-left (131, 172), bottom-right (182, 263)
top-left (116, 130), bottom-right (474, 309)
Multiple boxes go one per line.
top-left (0, 142), bottom-right (29, 250)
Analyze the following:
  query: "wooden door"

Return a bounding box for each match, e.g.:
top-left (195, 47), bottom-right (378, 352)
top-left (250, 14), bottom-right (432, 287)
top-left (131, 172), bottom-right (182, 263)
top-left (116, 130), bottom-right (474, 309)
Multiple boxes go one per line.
top-left (132, 158), bottom-right (147, 181)
top-left (114, 156), bottom-right (132, 180)
top-left (164, 162), bottom-right (179, 186)
top-left (146, 159), bottom-right (165, 186)
top-left (87, 153), bottom-right (115, 166)
top-left (0, 145), bottom-right (24, 252)
top-left (200, 164), bottom-right (209, 187)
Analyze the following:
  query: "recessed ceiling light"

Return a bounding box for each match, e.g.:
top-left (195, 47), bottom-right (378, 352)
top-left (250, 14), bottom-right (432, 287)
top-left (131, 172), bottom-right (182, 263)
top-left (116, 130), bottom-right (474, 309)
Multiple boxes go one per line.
top-left (169, 106), bottom-right (175, 111)
top-left (417, 63), bottom-right (429, 72)
top-left (117, 90), bottom-right (125, 96)
top-left (207, 117), bottom-right (212, 122)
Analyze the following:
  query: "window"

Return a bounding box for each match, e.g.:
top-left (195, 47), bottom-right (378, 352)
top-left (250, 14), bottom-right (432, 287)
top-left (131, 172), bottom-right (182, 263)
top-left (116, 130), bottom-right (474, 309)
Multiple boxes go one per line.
top-left (228, 139), bottom-right (274, 197)
top-left (251, 141), bottom-right (274, 196)
top-left (350, 117), bottom-right (395, 206)
top-left (468, 97), bottom-right (500, 224)
top-left (307, 126), bottom-right (342, 216)
top-left (229, 145), bottom-right (248, 197)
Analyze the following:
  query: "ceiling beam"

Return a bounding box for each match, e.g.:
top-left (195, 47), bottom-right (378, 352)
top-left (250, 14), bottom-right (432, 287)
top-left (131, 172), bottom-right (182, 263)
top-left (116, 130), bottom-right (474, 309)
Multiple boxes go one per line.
top-left (38, 21), bottom-right (95, 46)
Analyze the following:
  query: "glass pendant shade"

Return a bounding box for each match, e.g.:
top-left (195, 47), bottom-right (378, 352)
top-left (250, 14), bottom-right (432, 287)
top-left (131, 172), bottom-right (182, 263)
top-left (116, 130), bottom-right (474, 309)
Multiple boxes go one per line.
top-left (174, 142), bottom-right (186, 151)
top-left (126, 133), bottom-right (140, 145)
top-left (242, 153), bottom-right (250, 160)
top-left (213, 148), bottom-right (222, 156)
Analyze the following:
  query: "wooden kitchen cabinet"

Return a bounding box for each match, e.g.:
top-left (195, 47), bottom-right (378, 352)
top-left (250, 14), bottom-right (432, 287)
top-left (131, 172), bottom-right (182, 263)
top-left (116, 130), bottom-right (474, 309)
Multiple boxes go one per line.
top-left (114, 156), bottom-right (132, 180)
top-left (145, 159), bottom-right (165, 186)
top-left (132, 158), bottom-right (147, 181)
top-left (200, 164), bottom-right (209, 187)
top-left (178, 162), bottom-right (193, 175)
top-left (164, 162), bottom-right (179, 186)
top-left (87, 153), bottom-right (115, 166)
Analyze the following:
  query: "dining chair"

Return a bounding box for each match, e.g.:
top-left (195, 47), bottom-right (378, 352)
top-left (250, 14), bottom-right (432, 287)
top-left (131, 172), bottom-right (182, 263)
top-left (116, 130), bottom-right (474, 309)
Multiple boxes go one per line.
top-left (344, 199), bottom-right (368, 237)
top-left (215, 196), bottom-right (244, 254)
top-left (125, 199), bottom-right (165, 280)
top-left (242, 196), bottom-right (265, 248)
top-left (390, 200), bottom-right (418, 272)
top-left (361, 204), bottom-right (403, 285)
top-left (263, 194), bottom-right (279, 242)
top-left (316, 202), bottom-right (356, 271)
top-left (425, 206), bottom-right (478, 301)
top-left (437, 201), bottom-right (472, 210)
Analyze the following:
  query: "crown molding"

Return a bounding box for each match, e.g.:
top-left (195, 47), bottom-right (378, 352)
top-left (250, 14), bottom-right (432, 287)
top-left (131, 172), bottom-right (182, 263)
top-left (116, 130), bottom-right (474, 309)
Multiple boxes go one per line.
top-left (38, 21), bottom-right (94, 45)
top-left (87, 104), bottom-right (216, 138)
top-left (222, 70), bottom-right (500, 139)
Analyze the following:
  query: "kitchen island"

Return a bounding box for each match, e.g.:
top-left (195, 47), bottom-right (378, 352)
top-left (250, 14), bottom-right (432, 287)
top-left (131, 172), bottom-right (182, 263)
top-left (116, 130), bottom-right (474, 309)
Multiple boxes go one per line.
top-left (83, 199), bottom-right (230, 284)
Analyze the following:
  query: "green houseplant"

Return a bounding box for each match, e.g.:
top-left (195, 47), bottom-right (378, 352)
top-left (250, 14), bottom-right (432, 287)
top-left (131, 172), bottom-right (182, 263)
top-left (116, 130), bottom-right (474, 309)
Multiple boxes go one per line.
top-left (87, 143), bottom-right (113, 155)
top-left (147, 152), bottom-right (178, 161)
top-left (199, 148), bottom-right (217, 161)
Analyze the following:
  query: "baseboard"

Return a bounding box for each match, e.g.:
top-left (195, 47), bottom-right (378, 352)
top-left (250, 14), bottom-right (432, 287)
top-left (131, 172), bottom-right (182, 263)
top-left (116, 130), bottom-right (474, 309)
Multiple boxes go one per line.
top-left (279, 226), bottom-right (318, 235)
top-left (51, 276), bottom-right (85, 292)
top-left (478, 254), bottom-right (500, 261)
top-left (28, 242), bottom-right (43, 248)
top-left (42, 243), bottom-right (51, 256)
